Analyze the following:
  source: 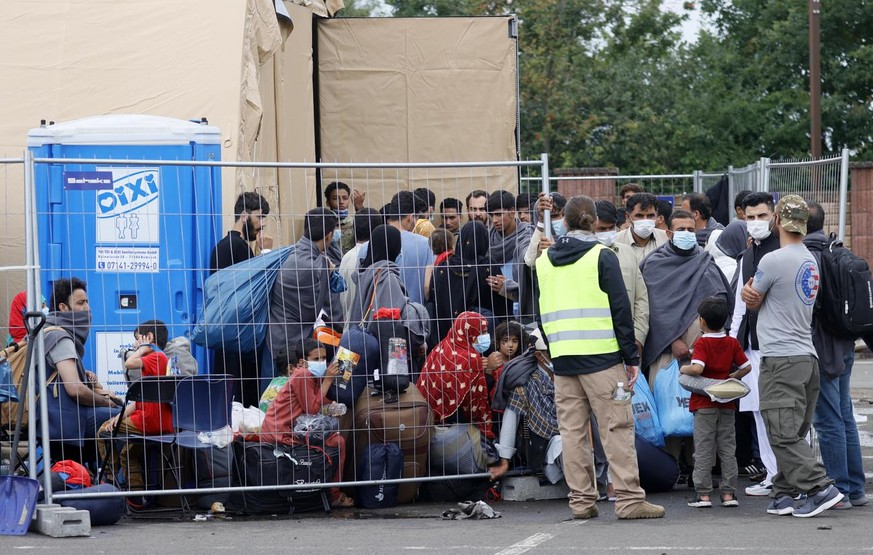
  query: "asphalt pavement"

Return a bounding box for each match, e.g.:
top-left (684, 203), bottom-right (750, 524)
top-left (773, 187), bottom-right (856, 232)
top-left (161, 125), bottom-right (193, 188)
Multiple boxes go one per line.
top-left (6, 365), bottom-right (873, 554)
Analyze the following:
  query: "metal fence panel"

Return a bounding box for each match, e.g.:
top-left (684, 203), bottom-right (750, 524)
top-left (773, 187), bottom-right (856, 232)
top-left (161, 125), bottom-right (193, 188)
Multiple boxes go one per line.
top-left (20, 153), bottom-right (550, 508)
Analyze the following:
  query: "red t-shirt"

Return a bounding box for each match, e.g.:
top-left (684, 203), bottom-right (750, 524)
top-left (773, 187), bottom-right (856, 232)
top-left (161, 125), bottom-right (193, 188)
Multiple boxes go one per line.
top-left (128, 351), bottom-right (174, 434)
top-left (689, 333), bottom-right (750, 412)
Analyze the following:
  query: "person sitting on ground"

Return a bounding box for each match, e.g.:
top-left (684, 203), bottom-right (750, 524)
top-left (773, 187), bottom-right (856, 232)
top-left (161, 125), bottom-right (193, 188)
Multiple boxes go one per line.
top-left (484, 320), bottom-right (527, 394)
top-left (417, 311), bottom-right (494, 441)
top-left (423, 228), bottom-right (456, 301)
top-left (615, 193), bottom-right (669, 264)
top-left (489, 328), bottom-right (561, 482)
top-left (259, 338), bottom-right (325, 413)
top-left (98, 320), bottom-right (172, 491)
top-left (680, 297), bottom-right (751, 509)
top-left (258, 339), bottom-right (353, 508)
top-left (6, 291), bottom-right (47, 345)
top-left (41, 278), bottom-right (120, 463)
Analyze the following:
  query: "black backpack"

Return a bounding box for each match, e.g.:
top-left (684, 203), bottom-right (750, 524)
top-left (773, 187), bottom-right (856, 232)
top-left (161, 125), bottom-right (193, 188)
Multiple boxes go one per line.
top-left (811, 234), bottom-right (873, 338)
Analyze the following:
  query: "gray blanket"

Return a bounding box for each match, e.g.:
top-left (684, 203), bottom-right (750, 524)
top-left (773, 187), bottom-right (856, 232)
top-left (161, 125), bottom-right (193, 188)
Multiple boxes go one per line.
top-left (640, 242), bottom-right (733, 370)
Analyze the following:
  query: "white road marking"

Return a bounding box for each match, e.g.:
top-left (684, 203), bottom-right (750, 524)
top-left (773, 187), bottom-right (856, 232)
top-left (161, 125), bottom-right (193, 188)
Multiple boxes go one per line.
top-left (494, 532), bottom-right (556, 555)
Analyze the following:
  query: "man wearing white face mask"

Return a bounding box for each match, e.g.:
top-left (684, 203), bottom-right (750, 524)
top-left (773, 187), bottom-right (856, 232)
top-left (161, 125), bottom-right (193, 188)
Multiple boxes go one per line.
top-left (595, 200), bottom-right (649, 354)
top-left (640, 209), bottom-right (733, 470)
top-left (615, 193), bottom-right (669, 265)
top-left (641, 210), bottom-right (732, 379)
top-left (728, 192), bottom-right (781, 497)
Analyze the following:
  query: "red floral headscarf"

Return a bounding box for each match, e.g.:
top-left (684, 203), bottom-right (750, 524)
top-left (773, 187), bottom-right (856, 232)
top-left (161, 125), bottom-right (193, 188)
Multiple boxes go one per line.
top-left (416, 311), bottom-right (493, 439)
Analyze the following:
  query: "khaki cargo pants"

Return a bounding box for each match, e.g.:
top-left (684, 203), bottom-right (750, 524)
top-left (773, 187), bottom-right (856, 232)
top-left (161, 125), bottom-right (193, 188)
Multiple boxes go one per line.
top-left (554, 363), bottom-right (647, 517)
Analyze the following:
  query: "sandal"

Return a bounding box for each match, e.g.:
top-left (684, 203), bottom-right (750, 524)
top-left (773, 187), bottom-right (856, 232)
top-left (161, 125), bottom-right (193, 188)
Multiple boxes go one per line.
top-left (687, 494), bottom-right (712, 508)
top-left (721, 494), bottom-right (739, 507)
top-left (330, 492), bottom-right (355, 508)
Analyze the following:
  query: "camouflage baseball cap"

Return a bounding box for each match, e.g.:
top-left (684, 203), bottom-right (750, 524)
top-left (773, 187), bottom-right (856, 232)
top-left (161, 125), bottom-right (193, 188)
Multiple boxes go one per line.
top-left (775, 194), bottom-right (809, 235)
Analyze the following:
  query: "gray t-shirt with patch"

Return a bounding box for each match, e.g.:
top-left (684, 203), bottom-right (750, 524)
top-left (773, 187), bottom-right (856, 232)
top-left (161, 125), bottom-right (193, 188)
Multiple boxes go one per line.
top-left (753, 243), bottom-right (819, 357)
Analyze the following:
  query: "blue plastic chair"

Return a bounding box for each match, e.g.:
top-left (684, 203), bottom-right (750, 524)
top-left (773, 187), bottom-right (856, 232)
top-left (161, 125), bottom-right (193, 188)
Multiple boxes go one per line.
top-left (173, 374), bottom-right (232, 450)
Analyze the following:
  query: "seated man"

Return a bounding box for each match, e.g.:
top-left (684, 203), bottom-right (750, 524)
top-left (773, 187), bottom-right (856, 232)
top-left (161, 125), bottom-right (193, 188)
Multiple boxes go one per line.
top-left (40, 277), bottom-right (120, 462)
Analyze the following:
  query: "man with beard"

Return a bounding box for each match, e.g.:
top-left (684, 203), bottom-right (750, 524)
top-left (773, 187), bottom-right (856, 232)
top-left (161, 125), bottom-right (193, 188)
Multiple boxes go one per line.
top-left (640, 209), bottom-right (733, 466)
top-left (208, 192), bottom-right (272, 407)
top-left (728, 192), bottom-right (782, 496)
top-left (41, 278), bottom-right (120, 461)
top-left (209, 192), bottom-right (272, 272)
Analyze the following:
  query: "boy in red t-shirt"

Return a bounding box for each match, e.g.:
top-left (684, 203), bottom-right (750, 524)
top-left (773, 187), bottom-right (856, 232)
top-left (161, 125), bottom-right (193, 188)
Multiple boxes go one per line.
top-left (98, 320), bottom-right (171, 490)
top-left (680, 297), bottom-right (751, 508)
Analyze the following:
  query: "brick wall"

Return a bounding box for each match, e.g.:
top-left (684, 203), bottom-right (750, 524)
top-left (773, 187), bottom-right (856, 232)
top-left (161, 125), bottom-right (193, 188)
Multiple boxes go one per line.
top-left (849, 162), bottom-right (873, 262)
top-left (553, 167), bottom-right (617, 203)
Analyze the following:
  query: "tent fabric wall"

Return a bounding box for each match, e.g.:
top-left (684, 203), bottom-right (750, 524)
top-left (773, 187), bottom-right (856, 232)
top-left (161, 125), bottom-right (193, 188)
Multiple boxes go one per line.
top-left (252, 2), bottom-right (318, 246)
top-left (0, 0), bottom-right (288, 329)
top-left (315, 16), bottom-right (519, 214)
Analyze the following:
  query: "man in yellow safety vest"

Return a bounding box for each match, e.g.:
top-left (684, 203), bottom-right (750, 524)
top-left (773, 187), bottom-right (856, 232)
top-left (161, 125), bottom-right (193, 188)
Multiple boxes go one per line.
top-left (536, 194), bottom-right (666, 521)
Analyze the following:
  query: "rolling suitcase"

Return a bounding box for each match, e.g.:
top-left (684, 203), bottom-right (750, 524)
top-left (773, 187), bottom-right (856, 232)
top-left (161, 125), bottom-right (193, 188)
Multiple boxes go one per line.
top-left (353, 386), bottom-right (432, 503)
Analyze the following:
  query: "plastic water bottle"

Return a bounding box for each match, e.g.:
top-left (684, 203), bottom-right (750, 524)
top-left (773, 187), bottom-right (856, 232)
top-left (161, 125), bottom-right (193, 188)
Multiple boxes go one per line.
top-left (613, 382), bottom-right (630, 401)
top-left (323, 402), bottom-right (347, 417)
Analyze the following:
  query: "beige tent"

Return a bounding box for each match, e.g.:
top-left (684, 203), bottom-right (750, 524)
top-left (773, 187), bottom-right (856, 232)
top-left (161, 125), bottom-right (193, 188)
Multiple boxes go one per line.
top-left (0, 1), bottom-right (519, 330)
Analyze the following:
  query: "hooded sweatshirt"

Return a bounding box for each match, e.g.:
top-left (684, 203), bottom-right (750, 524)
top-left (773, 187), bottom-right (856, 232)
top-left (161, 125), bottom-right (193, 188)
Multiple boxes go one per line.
top-left (541, 231), bottom-right (639, 375)
top-left (268, 237), bottom-right (332, 360)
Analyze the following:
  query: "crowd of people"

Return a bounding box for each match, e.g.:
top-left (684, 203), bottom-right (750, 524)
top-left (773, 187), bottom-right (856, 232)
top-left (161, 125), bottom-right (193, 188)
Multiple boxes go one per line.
top-left (20, 178), bottom-right (868, 519)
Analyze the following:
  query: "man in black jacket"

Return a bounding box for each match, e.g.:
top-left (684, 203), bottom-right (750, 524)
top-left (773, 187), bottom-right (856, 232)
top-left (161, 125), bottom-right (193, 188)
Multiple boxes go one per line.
top-left (803, 202), bottom-right (867, 508)
top-left (208, 192), bottom-right (272, 407)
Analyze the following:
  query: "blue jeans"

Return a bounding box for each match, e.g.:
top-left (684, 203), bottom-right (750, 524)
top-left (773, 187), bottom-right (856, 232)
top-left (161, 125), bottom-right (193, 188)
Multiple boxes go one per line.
top-left (812, 353), bottom-right (866, 499)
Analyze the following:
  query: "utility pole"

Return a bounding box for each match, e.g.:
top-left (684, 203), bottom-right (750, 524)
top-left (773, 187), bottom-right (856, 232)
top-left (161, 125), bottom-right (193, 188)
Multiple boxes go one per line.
top-left (808, 0), bottom-right (822, 158)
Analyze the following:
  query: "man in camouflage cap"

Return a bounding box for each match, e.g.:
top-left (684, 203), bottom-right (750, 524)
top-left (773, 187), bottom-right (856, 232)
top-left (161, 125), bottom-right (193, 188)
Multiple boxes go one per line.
top-left (776, 194), bottom-right (810, 235)
top-left (741, 194), bottom-right (843, 518)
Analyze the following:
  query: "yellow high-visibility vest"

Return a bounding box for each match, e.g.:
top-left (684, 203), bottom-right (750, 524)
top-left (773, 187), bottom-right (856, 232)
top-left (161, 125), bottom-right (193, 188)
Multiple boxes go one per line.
top-left (536, 242), bottom-right (619, 358)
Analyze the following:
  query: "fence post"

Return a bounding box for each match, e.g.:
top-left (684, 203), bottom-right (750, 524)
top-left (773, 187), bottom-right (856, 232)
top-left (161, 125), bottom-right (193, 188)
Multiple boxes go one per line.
top-left (692, 170), bottom-right (702, 194)
top-left (839, 147), bottom-right (850, 240)
top-left (759, 157), bottom-right (771, 193)
top-left (25, 150), bottom-right (54, 502)
top-left (541, 153), bottom-right (552, 240)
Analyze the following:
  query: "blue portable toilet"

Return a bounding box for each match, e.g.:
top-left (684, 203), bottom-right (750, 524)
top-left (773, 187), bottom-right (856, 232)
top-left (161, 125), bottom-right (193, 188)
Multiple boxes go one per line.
top-left (28, 115), bottom-right (222, 397)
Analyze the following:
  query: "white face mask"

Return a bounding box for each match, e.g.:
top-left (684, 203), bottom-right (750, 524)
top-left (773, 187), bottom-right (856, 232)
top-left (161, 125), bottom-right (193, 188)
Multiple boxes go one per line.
top-left (747, 219), bottom-right (772, 241)
top-left (633, 219), bottom-right (656, 239)
top-left (595, 229), bottom-right (618, 247)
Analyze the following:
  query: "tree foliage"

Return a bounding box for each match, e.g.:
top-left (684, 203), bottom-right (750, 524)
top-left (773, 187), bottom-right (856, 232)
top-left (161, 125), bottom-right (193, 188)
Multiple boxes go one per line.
top-left (362, 0), bottom-right (873, 172)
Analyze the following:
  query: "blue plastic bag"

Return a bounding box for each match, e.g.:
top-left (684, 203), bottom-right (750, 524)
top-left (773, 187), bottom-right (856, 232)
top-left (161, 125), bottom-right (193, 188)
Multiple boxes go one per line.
top-left (191, 246), bottom-right (295, 353)
top-left (652, 359), bottom-right (693, 437)
top-left (0, 359), bottom-right (19, 403)
top-left (631, 372), bottom-right (665, 448)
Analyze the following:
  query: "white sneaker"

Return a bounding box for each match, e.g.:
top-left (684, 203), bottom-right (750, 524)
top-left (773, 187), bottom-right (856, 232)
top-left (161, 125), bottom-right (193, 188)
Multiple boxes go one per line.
top-left (745, 480), bottom-right (773, 496)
